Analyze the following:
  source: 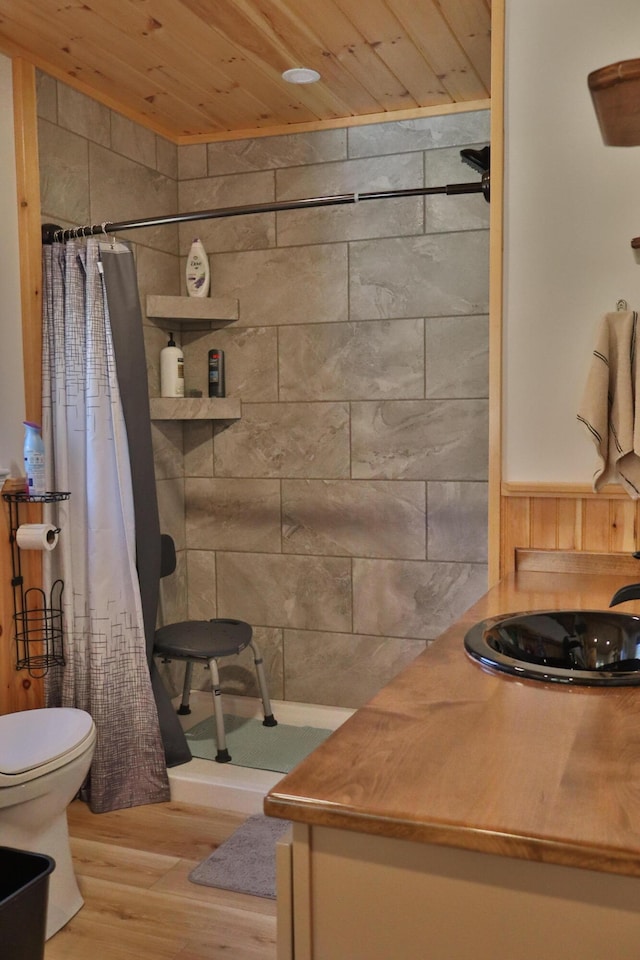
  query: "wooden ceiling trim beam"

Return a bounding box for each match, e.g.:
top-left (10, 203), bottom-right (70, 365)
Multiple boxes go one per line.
top-left (332, 0), bottom-right (452, 107)
top-left (178, 97), bottom-right (491, 145)
top-left (389, 0), bottom-right (489, 102)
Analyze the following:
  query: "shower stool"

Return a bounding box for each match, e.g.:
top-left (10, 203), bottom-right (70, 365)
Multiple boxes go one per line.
top-left (155, 618), bottom-right (277, 763)
top-left (154, 534), bottom-right (277, 762)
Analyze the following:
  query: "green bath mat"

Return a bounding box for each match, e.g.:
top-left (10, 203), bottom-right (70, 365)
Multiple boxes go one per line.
top-left (185, 713), bottom-right (333, 773)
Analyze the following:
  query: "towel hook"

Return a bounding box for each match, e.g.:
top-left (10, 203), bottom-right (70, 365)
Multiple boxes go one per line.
top-left (617, 299), bottom-right (629, 311)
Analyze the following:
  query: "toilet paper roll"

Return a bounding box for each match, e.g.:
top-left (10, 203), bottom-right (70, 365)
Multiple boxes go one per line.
top-left (16, 523), bottom-right (60, 551)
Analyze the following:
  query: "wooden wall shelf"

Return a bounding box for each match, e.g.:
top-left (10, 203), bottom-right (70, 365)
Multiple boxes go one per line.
top-left (146, 294), bottom-right (239, 329)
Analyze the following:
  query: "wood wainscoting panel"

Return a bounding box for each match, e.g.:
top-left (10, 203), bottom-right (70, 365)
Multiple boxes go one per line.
top-left (501, 483), bottom-right (640, 578)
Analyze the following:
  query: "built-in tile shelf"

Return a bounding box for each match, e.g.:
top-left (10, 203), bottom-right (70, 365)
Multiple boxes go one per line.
top-left (146, 294), bottom-right (239, 329)
top-left (149, 397), bottom-right (241, 420)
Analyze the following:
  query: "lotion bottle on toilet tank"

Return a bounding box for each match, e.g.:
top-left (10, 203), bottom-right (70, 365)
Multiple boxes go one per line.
top-left (185, 238), bottom-right (210, 297)
top-left (23, 421), bottom-right (46, 495)
top-left (160, 334), bottom-right (184, 397)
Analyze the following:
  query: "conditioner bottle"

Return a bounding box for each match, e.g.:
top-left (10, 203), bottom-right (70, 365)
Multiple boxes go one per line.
top-left (160, 333), bottom-right (185, 397)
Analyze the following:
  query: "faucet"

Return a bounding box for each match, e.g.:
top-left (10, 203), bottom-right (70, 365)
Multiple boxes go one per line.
top-left (610, 551), bottom-right (640, 606)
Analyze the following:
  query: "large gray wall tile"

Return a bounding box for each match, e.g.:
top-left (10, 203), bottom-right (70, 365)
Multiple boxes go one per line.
top-left (424, 145), bottom-right (491, 233)
top-left (89, 143), bottom-right (178, 255)
top-left (214, 402), bottom-right (351, 478)
top-left (282, 479), bottom-right (425, 559)
top-left (217, 553), bottom-right (352, 632)
top-left (350, 232), bottom-right (489, 320)
top-left (136, 245), bottom-right (180, 304)
top-left (178, 171), bottom-right (275, 255)
top-left (284, 629), bottom-right (425, 708)
top-left (156, 137), bottom-right (178, 180)
top-left (186, 549), bottom-right (217, 619)
top-left (156, 477), bottom-right (186, 552)
top-left (425, 315), bottom-right (489, 398)
top-left (210, 244), bottom-right (349, 326)
top-left (277, 153), bottom-right (423, 199)
top-left (36, 71), bottom-right (57, 122)
top-left (353, 558), bottom-right (488, 639)
top-left (111, 113), bottom-right (157, 168)
top-left (57, 83), bottom-right (110, 146)
top-left (279, 319), bottom-right (424, 401)
top-left (182, 326), bottom-right (278, 402)
top-left (277, 196), bottom-right (422, 247)
top-left (427, 481), bottom-right (488, 563)
top-left (348, 111), bottom-right (490, 158)
top-left (351, 400), bottom-right (489, 480)
top-left (186, 478), bottom-right (281, 552)
top-left (151, 421), bottom-right (184, 480)
top-left (275, 153), bottom-right (423, 245)
top-left (38, 120), bottom-right (89, 225)
top-left (179, 144), bottom-right (208, 181)
top-left (183, 422), bottom-right (214, 477)
top-left (207, 129), bottom-right (347, 174)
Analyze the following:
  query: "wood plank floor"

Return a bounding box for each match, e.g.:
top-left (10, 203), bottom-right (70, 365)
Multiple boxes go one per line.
top-left (44, 800), bottom-right (277, 960)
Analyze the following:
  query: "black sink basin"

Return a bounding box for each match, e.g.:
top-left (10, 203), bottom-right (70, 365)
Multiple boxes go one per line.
top-left (464, 610), bottom-right (640, 685)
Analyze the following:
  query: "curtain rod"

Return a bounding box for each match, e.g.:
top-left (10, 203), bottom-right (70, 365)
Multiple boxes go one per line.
top-left (41, 173), bottom-right (490, 245)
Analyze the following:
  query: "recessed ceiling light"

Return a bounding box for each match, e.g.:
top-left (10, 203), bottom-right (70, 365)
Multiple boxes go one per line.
top-left (282, 67), bottom-right (321, 84)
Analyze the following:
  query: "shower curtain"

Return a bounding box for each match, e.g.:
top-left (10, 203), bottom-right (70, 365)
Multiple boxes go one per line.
top-left (41, 237), bottom-right (185, 813)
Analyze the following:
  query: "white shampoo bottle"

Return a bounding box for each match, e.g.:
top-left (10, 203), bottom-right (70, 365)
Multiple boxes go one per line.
top-left (160, 333), bottom-right (185, 397)
top-left (186, 238), bottom-right (210, 297)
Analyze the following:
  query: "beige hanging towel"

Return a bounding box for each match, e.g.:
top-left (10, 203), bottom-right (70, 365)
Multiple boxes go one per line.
top-left (577, 310), bottom-right (640, 498)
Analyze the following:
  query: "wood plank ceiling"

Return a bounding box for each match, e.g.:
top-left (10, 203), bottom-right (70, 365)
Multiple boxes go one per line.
top-left (0, 0), bottom-right (492, 143)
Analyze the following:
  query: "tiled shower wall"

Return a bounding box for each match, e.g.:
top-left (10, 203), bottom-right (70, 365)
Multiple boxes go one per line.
top-left (174, 111), bottom-right (490, 707)
top-left (36, 69), bottom-right (490, 709)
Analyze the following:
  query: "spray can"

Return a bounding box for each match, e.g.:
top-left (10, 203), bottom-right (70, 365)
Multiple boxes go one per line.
top-left (208, 349), bottom-right (225, 398)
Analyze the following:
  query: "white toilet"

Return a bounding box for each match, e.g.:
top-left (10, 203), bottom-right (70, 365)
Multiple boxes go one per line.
top-left (0, 707), bottom-right (96, 939)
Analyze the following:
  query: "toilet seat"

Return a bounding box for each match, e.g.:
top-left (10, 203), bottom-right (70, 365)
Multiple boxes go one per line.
top-left (0, 708), bottom-right (96, 787)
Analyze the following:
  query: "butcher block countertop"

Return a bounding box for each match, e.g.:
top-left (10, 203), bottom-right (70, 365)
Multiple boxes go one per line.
top-left (264, 559), bottom-right (640, 878)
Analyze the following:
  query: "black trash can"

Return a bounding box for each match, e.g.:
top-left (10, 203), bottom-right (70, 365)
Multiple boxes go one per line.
top-left (0, 846), bottom-right (55, 960)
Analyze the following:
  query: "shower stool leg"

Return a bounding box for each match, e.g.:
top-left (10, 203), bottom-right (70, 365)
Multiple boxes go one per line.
top-left (249, 640), bottom-right (277, 727)
top-left (207, 657), bottom-right (231, 763)
top-left (177, 661), bottom-right (194, 715)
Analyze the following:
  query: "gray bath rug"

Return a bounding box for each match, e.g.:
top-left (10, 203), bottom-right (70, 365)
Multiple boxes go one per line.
top-left (189, 814), bottom-right (292, 899)
top-left (185, 713), bottom-right (333, 773)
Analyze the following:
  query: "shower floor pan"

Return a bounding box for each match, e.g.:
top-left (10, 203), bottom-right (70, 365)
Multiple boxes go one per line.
top-left (167, 692), bottom-right (353, 814)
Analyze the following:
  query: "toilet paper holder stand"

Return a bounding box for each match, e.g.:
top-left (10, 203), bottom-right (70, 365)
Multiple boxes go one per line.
top-left (2, 490), bottom-right (70, 678)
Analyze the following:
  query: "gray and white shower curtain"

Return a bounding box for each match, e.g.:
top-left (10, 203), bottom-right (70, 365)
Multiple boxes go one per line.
top-left (41, 238), bottom-right (170, 813)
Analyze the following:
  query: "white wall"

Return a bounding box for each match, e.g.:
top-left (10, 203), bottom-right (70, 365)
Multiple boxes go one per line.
top-left (504, 0), bottom-right (640, 482)
top-left (0, 53), bottom-right (26, 477)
